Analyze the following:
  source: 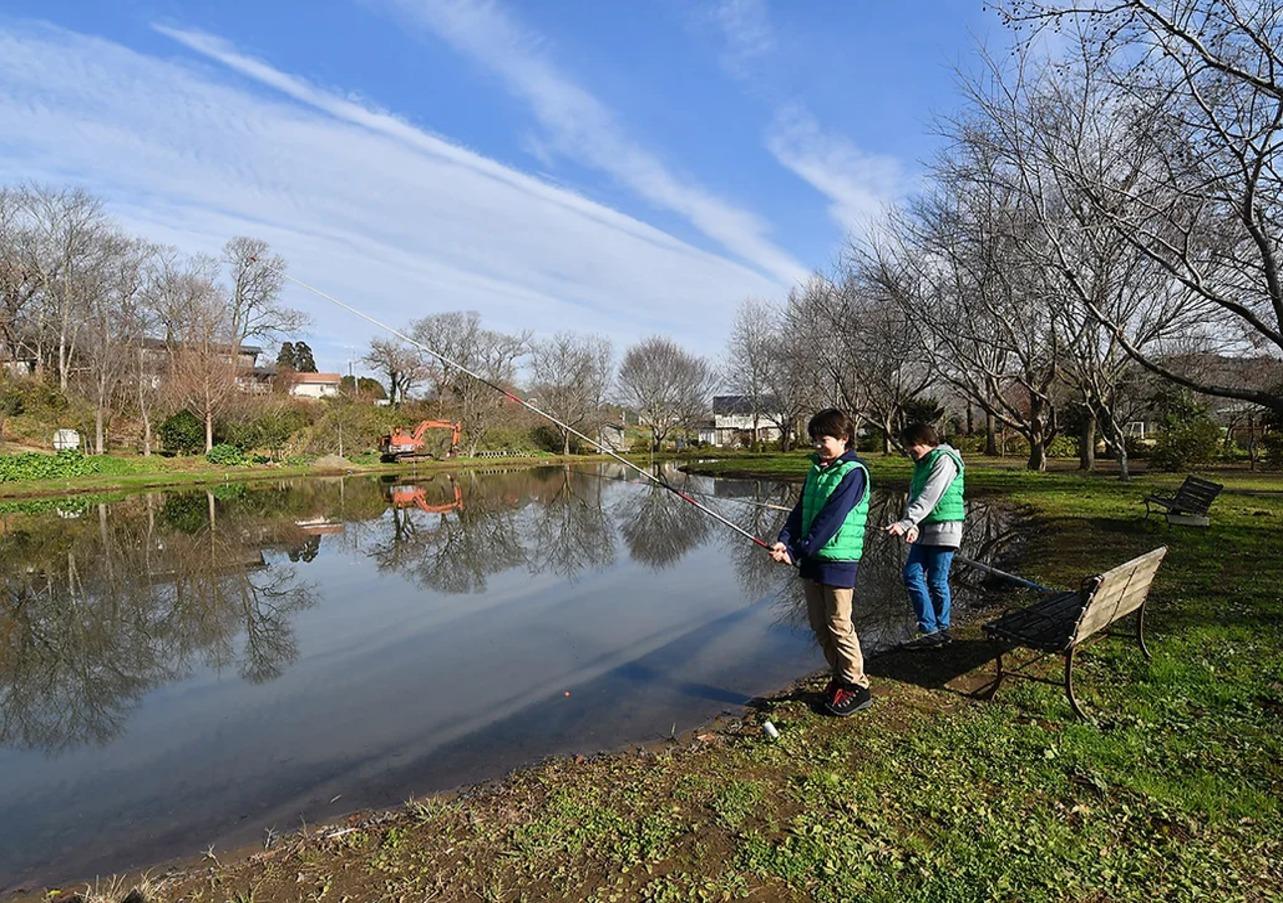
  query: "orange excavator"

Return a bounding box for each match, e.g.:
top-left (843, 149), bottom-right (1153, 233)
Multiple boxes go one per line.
top-left (379, 419), bottom-right (462, 462)
top-left (388, 481), bottom-right (464, 514)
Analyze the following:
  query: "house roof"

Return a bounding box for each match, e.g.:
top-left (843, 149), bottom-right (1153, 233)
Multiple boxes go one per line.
top-left (140, 336), bottom-right (263, 355)
top-left (289, 372), bottom-right (342, 384)
top-left (713, 394), bottom-right (781, 415)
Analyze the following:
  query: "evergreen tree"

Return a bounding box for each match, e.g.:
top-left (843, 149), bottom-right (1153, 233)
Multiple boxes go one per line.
top-left (276, 341), bottom-right (297, 371)
top-left (294, 341), bottom-right (317, 372)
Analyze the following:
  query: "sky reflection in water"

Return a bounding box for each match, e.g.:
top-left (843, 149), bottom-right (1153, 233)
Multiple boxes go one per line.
top-left (0, 465), bottom-right (1018, 888)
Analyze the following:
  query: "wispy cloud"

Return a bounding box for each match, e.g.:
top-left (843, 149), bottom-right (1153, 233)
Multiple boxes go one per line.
top-left (706, 2), bottom-right (910, 235)
top-left (375, 0), bottom-right (808, 286)
top-left (0, 20), bottom-right (783, 362)
top-left (766, 106), bottom-right (908, 234)
top-left (711, 0), bottom-right (775, 78)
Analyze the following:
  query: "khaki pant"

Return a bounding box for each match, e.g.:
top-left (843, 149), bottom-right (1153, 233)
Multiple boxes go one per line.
top-left (804, 581), bottom-right (868, 688)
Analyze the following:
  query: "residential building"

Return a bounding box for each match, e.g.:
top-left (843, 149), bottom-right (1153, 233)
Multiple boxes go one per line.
top-left (287, 372), bottom-right (342, 399)
top-left (712, 394), bottom-right (784, 447)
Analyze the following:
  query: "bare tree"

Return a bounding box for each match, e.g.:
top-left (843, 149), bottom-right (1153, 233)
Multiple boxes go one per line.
top-left (168, 282), bottom-right (241, 452)
top-left (362, 337), bottom-right (426, 404)
top-left (135, 249), bottom-right (220, 456)
top-left (617, 336), bottom-right (717, 452)
top-left (1002, 1), bottom-right (1283, 418)
top-left (79, 235), bottom-right (151, 454)
top-left (764, 290), bottom-right (823, 450)
top-left (21, 185), bottom-right (112, 390)
top-left (724, 299), bottom-right (776, 449)
top-left (222, 236), bottom-right (307, 348)
top-left (411, 311), bottom-right (529, 455)
top-left (530, 331), bottom-right (613, 454)
top-left (0, 187), bottom-right (41, 370)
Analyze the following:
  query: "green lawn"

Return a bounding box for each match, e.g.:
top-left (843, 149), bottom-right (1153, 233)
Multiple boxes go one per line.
top-left (32, 456), bottom-right (1283, 903)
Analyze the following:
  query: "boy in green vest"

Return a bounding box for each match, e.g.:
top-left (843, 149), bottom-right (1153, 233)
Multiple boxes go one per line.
top-left (885, 422), bottom-right (965, 649)
top-left (770, 409), bottom-right (873, 716)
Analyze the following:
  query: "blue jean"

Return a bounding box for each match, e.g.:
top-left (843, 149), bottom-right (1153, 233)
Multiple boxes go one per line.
top-left (903, 544), bottom-right (955, 634)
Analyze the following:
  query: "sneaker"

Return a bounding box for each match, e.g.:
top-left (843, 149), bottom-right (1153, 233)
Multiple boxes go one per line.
top-left (938, 629), bottom-right (953, 646)
top-left (825, 684), bottom-right (872, 717)
top-left (821, 676), bottom-right (840, 703)
top-left (900, 632), bottom-right (945, 651)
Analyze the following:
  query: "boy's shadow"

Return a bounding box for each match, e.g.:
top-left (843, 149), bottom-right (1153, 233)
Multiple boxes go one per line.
top-left (865, 638), bottom-right (999, 697)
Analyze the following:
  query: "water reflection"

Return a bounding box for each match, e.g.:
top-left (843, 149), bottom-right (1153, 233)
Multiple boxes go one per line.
top-left (0, 494), bottom-right (315, 753)
top-left (0, 465), bottom-right (1021, 888)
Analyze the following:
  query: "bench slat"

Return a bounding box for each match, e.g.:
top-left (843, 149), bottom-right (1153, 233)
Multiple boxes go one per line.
top-left (984, 591), bottom-right (1083, 651)
top-left (1072, 548), bottom-right (1166, 643)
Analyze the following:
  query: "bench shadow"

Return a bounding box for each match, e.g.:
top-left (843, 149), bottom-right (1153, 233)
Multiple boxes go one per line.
top-left (866, 638), bottom-right (999, 697)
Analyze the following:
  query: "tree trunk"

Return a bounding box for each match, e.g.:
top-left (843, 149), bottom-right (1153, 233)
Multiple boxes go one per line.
top-left (205, 410), bottom-right (214, 452)
top-left (984, 411), bottom-right (998, 456)
top-left (1079, 410), bottom-right (1096, 472)
top-left (1026, 435), bottom-right (1047, 471)
top-left (562, 430), bottom-right (570, 456)
top-left (95, 406), bottom-right (105, 455)
top-left (966, 402), bottom-right (974, 436)
top-left (141, 410), bottom-right (152, 456)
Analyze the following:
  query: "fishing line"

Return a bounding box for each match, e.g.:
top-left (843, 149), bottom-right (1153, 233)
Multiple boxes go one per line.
top-left (279, 272), bottom-right (772, 549)
top-left (569, 464), bottom-right (794, 512)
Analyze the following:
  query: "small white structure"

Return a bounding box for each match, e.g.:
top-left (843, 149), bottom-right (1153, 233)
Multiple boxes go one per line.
top-left (597, 424), bottom-right (628, 451)
top-left (712, 395), bottom-right (784, 447)
top-left (288, 372), bottom-right (342, 399)
top-left (52, 429), bottom-right (81, 451)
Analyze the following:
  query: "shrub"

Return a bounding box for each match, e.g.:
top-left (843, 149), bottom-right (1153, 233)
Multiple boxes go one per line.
top-left (206, 443), bottom-right (247, 466)
top-left (160, 410), bottom-right (205, 455)
top-left (1045, 434), bottom-right (1078, 458)
top-left (1152, 418), bottom-right (1223, 471)
top-left (1124, 436), bottom-right (1153, 460)
top-left (1264, 432), bottom-right (1283, 470)
top-left (0, 449), bottom-right (92, 482)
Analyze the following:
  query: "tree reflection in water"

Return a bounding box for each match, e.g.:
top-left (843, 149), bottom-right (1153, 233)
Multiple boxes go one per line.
top-left (0, 468), bottom-right (1020, 755)
top-left (0, 491), bottom-right (315, 752)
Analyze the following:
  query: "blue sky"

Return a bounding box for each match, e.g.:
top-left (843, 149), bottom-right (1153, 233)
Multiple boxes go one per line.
top-left (0, 1), bottom-right (1005, 372)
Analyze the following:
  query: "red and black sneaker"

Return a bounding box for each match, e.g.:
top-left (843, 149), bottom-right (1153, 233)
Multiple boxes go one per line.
top-left (825, 683), bottom-right (872, 717)
top-left (821, 676), bottom-right (840, 704)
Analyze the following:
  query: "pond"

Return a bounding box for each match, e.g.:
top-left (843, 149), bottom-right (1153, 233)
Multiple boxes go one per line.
top-left (0, 464), bottom-right (1021, 888)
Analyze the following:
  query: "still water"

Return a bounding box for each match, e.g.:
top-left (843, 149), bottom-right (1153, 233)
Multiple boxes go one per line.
top-left (0, 465), bottom-right (1018, 888)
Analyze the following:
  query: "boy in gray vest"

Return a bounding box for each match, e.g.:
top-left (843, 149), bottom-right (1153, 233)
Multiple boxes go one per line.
top-left (770, 409), bottom-right (873, 716)
top-left (885, 422), bottom-right (965, 649)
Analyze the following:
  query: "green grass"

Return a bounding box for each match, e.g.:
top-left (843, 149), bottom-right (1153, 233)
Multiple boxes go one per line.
top-left (40, 454), bottom-right (1283, 903)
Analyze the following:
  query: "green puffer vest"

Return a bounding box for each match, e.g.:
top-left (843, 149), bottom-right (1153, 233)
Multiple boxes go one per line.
top-left (909, 445), bottom-right (965, 524)
top-left (801, 456), bottom-right (870, 561)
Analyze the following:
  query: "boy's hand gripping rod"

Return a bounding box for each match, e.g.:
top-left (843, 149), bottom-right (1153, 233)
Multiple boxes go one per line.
top-left (281, 273), bottom-right (772, 550)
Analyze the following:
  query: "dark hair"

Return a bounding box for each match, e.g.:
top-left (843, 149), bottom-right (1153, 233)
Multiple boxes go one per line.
top-left (899, 421), bottom-right (940, 447)
top-left (807, 408), bottom-right (856, 447)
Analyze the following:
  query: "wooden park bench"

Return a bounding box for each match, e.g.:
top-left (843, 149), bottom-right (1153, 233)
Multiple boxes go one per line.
top-left (1143, 475), bottom-right (1223, 527)
top-left (983, 547), bottom-right (1167, 720)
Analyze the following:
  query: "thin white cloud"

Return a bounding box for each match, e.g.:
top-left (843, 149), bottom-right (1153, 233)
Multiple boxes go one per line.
top-left (0, 21), bottom-right (783, 364)
top-left (705, 3), bottom-right (910, 235)
top-left (712, 0), bottom-right (775, 78)
top-left (766, 106), bottom-right (909, 233)
top-left (375, 0), bottom-right (809, 286)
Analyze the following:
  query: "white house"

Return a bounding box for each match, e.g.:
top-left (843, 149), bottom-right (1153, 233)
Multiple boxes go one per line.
top-left (712, 395), bottom-right (784, 447)
top-left (288, 372), bottom-right (342, 399)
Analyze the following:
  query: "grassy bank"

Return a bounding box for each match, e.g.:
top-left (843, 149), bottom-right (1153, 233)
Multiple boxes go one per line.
top-left (22, 457), bottom-right (1283, 902)
top-left (0, 449), bottom-right (702, 502)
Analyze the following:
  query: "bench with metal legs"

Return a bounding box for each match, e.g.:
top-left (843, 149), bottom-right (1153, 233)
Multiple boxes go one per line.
top-left (1143, 476), bottom-right (1222, 528)
top-left (984, 547), bottom-right (1166, 720)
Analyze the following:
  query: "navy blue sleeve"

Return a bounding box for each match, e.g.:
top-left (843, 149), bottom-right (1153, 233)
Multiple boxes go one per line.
top-left (777, 497), bottom-right (804, 548)
top-left (790, 468), bottom-right (867, 561)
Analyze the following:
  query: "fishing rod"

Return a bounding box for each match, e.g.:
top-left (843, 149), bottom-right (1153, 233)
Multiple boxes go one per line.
top-left (279, 272), bottom-right (772, 549)
top-left (953, 555), bottom-right (1050, 592)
